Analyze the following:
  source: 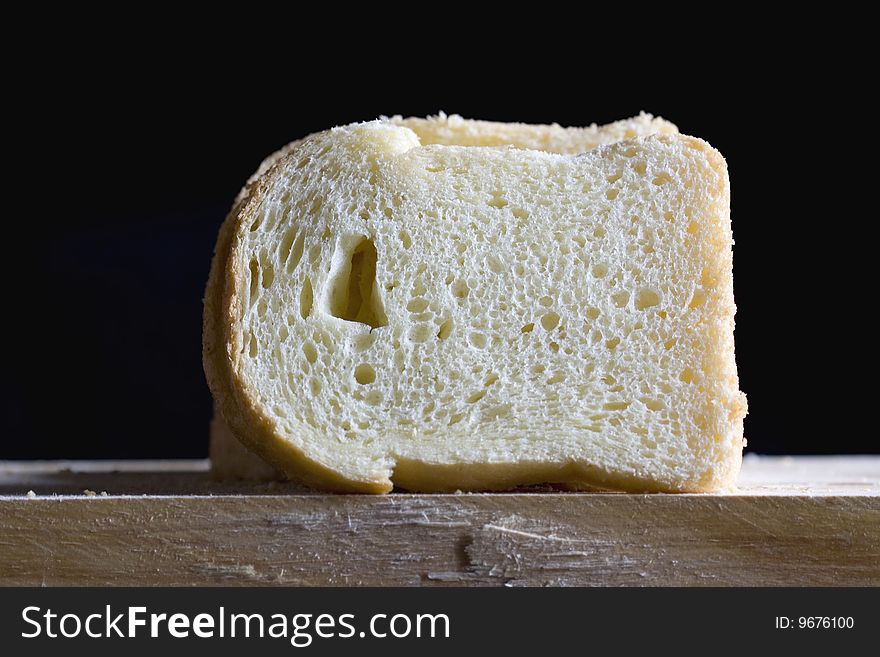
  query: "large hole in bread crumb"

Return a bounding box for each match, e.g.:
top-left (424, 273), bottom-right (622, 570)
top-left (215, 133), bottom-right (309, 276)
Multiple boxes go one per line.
top-left (452, 279), bottom-right (469, 299)
top-left (541, 311), bottom-right (560, 331)
top-left (328, 236), bottom-right (388, 328)
top-left (354, 363), bottom-right (376, 385)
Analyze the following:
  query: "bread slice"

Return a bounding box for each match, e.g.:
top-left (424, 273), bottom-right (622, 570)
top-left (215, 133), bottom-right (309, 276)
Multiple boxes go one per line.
top-left (203, 116), bottom-right (746, 493)
top-left (209, 113), bottom-right (679, 482)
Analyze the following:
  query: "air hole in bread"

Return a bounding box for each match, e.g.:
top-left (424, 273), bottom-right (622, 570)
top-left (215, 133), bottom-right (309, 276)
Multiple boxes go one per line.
top-left (302, 342), bottom-right (317, 364)
top-left (653, 172), bottom-right (673, 186)
top-left (300, 278), bottom-right (313, 319)
top-left (354, 363), bottom-right (376, 385)
top-left (452, 279), bottom-right (469, 299)
top-left (466, 390), bottom-right (486, 403)
top-left (248, 258), bottom-right (259, 305)
top-left (261, 262), bottom-right (275, 289)
top-left (521, 323), bottom-right (534, 334)
top-left (641, 398), bottom-right (664, 411)
top-left (309, 245), bottom-right (322, 265)
top-left (437, 318), bottom-right (453, 340)
top-left (541, 311), bottom-right (560, 331)
top-left (410, 325), bottom-right (432, 343)
top-left (635, 288), bottom-right (660, 310)
top-left (328, 236), bottom-right (388, 328)
top-left (689, 289), bottom-right (706, 309)
top-left (591, 263), bottom-right (609, 278)
top-left (488, 192), bottom-right (508, 209)
top-left (281, 229), bottom-right (305, 273)
top-left (469, 333), bottom-right (488, 349)
top-left (612, 291), bottom-right (630, 308)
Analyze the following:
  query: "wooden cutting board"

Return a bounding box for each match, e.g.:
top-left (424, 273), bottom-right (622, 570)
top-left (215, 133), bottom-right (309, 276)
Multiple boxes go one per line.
top-left (0, 455), bottom-right (877, 586)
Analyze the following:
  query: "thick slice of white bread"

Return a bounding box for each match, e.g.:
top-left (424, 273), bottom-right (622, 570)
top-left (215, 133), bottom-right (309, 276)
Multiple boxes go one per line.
top-left (204, 115), bottom-right (746, 492)
top-left (210, 113), bottom-right (680, 481)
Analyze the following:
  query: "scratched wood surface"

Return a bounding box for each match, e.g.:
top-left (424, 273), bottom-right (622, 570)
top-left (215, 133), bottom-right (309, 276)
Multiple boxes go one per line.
top-left (0, 455), bottom-right (877, 586)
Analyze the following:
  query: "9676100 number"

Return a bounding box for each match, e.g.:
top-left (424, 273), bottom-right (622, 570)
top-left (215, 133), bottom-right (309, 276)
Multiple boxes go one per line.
top-left (775, 616), bottom-right (854, 629)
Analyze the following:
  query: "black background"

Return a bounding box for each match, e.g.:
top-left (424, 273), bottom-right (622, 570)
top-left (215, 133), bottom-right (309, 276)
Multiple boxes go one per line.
top-left (3, 22), bottom-right (870, 459)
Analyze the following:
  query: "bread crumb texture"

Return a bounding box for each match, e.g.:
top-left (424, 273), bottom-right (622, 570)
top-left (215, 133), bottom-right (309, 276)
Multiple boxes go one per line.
top-left (203, 114), bottom-right (746, 493)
